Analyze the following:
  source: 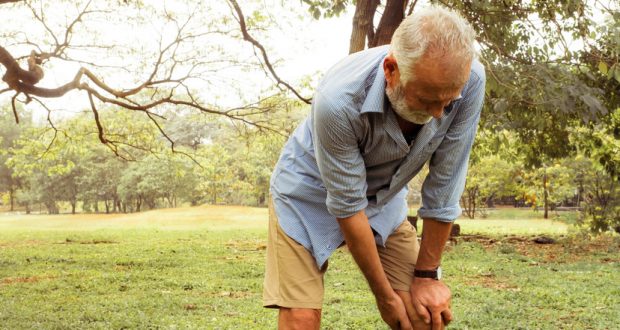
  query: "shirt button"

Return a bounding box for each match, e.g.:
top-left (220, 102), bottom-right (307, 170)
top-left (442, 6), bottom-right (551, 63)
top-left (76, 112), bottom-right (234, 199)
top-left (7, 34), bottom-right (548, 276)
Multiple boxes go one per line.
top-left (327, 245), bottom-right (331, 249)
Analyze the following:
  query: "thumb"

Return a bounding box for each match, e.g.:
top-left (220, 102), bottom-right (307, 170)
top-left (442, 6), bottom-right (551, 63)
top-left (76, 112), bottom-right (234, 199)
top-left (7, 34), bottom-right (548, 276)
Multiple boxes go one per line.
top-left (413, 302), bottom-right (431, 325)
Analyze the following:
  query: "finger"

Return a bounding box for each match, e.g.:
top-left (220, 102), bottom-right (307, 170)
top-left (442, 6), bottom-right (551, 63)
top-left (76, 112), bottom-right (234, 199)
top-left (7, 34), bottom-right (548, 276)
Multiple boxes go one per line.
top-left (396, 291), bottom-right (417, 323)
top-left (441, 308), bottom-right (453, 325)
top-left (431, 310), bottom-right (443, 330)
top-left (399, 315), bottom-right (413, 330)
top-left (413, 302), bottom-right (431, 325)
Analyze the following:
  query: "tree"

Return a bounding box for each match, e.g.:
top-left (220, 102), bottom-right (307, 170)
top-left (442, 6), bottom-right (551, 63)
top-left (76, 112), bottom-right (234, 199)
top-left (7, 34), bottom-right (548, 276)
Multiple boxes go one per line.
top-left (570, 108), bottom-right (620, 232)
top-left (1, 0), bottom-right (311, 157)
top-left (462, 155), bottom-right (520, 218)
top-left (0, 105), bottom-right (29, 211)
top-left (304, 0), bottom-right (617, 150)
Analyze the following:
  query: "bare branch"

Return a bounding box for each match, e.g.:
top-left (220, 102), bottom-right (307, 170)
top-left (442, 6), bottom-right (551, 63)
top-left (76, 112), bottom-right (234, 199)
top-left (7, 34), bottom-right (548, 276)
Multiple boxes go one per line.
top-left (11, 92), bottom-right (19, 123)
top-left (0, 46), bottom-right (45, 85)
top-left (87, 91), bottom-right (107, 144)
top-left (31, 97), bottom-right (63, 161)
top-left (227, 0), bottom-right (311, 104)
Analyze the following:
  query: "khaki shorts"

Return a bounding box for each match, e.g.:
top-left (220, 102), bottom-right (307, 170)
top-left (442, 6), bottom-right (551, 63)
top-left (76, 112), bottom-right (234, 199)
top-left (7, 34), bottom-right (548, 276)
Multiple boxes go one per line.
top-left (263, 199), bottom-right (420, 309)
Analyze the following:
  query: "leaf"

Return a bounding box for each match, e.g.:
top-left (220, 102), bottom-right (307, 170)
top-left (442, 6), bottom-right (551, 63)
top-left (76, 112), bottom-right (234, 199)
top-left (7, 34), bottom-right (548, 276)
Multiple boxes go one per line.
top-left (614, 65), bottom-right (620, 84)
top-left (608, 64), bottom-right (616, 80)
top-left (598, 61), bottom-right (608, 75)
top-left (493, 99), bottom-right (508, 113)
top-left (312, 8), bottom-right (320, 19)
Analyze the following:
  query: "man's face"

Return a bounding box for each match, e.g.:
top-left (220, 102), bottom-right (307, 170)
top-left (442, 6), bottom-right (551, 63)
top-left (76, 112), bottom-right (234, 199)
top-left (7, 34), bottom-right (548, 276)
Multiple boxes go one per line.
top-left (385, 54), bottom-right (471, 124)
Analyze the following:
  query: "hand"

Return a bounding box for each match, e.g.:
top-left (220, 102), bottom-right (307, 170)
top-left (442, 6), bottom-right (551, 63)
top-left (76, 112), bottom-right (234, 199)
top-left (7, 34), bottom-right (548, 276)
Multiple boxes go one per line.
top-left (409, 278), bottom-right (452, 330)
top-left (395, 290), bottom-right (432, 330)
top-left (376, 291), bottom-right (414, 330)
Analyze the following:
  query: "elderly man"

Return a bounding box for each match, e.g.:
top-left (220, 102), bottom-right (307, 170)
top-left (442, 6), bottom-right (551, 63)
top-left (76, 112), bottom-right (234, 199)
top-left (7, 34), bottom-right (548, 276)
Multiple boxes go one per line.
top-left (263, 5), bottom-right (484, 330)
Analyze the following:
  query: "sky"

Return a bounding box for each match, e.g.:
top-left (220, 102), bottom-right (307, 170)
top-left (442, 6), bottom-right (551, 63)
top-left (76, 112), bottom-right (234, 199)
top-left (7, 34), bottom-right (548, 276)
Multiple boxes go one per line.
top-left (0, 0), bottom-right (357, 124)
top-left (1, 0), bottom-right (615, 125)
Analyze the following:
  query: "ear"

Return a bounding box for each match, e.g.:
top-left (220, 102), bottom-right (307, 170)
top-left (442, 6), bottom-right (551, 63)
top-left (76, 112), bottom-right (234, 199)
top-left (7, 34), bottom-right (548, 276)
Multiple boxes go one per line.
top-left (383, 55), bottom-right (400, 89)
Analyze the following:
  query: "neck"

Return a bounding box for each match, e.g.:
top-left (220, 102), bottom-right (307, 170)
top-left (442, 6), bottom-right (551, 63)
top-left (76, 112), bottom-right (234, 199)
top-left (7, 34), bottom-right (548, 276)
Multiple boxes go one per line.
top-left (395, 111), bottom-right (421, 135)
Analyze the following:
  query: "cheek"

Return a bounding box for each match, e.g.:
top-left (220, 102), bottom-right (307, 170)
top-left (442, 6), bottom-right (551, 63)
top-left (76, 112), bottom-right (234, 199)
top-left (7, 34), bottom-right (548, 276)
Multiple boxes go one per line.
top-left (405, 95), bottom-right (423, 110)
top-left (403, 93), bottom-right (415, 106)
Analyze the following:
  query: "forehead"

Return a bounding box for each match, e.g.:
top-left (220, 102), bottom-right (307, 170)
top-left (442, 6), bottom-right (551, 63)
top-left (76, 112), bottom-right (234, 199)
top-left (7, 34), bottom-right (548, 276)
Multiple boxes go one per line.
top-left (405, 55), bottom-right (471, 99)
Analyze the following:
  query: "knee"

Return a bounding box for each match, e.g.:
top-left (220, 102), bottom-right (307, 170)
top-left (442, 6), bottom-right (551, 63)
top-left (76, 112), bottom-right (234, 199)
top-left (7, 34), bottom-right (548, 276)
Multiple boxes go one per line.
top-left (278, 308), bottom-right (321, 330)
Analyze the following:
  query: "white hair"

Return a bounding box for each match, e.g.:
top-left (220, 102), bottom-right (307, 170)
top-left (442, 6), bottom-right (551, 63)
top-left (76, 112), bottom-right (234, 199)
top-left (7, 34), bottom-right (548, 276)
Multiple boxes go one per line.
top-left (390, 5), bottom-right (477, 83)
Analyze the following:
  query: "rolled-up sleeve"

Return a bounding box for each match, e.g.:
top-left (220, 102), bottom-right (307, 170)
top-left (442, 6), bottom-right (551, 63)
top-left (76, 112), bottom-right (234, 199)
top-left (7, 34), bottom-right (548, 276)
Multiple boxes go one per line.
top-left (312, 93), bottom-right (368, 218)
top-left (418, 67), bottom-right (486, 222)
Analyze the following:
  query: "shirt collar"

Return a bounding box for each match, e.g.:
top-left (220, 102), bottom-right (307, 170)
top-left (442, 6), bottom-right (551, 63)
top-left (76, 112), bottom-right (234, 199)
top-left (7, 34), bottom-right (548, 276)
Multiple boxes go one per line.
top-left (444, 93), bottom-right (462, 115)
top-left (360, 58), bottom-right (387, 114)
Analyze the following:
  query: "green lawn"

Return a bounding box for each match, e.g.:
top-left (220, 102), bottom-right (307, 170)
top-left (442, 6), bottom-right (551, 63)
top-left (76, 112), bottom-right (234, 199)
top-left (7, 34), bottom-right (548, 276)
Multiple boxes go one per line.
top-left (1, 207), bottom-right (618, 329)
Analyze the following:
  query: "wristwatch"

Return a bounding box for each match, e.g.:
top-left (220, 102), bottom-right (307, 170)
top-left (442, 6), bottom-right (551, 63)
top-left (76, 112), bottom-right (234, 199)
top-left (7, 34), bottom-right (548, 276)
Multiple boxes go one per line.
top-left (414, 266), bottom-right (442, 280)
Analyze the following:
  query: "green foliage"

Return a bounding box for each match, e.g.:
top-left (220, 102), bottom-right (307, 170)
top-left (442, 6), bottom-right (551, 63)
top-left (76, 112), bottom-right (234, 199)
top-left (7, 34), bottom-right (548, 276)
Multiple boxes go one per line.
top-left (570, 109), bottom-right (620, 232)
top-left (302, 0), bottom-right (349, 19)
top-left (517, 162), bottom-right (577, 209)
top-left (462, 155), bottom-right (520, 218)
top-left (0, 92), bottom-right (304, 213)
top-left (0, 106), bottom-right (30, 211)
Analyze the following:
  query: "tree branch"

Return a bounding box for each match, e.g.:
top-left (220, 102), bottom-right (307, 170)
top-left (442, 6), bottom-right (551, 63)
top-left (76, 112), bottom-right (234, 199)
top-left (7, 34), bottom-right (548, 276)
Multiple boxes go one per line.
top-left (227, 0), bottom-right (311, 104)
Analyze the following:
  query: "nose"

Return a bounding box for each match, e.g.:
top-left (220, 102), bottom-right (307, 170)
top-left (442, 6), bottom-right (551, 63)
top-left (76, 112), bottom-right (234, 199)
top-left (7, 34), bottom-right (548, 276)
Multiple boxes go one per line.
top-left (428, 106), bottom-right (444, 118)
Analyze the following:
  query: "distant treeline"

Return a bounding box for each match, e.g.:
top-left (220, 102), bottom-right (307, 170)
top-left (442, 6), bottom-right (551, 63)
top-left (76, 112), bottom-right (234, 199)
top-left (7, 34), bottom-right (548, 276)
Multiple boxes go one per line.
top-left (1, 102), bottom-right (619, 233)
top-left (0, 107), bottom-right (293, 215)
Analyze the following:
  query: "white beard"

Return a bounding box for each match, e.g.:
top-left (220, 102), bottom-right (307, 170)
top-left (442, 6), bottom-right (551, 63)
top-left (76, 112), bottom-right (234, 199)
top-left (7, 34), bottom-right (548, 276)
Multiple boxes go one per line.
top-left (386, 82), bottom-right (433, 125)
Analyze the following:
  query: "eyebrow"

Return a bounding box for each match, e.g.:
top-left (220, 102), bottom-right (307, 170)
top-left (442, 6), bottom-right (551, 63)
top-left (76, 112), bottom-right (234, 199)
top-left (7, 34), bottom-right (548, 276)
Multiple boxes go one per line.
top-left (419, 93), bottom-right (462, 104)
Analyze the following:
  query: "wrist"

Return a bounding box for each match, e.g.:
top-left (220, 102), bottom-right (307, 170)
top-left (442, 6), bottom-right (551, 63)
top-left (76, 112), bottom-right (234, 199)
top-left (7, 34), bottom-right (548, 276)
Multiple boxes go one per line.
top-left (413, 266), bottom-right (442, 280)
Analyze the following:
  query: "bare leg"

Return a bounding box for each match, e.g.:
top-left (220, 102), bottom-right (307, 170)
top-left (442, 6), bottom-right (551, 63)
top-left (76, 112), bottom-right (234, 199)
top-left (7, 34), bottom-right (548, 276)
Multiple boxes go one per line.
top-left (278, 308), bottom-right (322, 330)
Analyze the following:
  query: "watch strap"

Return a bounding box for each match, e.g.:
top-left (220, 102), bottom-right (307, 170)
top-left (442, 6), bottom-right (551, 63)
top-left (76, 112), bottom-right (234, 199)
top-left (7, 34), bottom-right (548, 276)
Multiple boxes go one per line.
top-left (414, 267), bottom-right (441, 280)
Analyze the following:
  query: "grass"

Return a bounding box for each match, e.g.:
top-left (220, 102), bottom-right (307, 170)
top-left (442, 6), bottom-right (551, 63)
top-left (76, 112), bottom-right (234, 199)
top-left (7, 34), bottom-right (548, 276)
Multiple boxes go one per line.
top-left (1, 207), bottom-right (619, 329)
top-left (0, 205), bottom-right (268, 231)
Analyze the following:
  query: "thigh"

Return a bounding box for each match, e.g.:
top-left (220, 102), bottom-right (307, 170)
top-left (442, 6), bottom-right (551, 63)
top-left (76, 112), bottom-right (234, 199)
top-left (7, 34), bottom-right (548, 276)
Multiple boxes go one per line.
top-left (377, 220), bottom-right (420, 291)
top-left (263, 198), bottom-right (327, 309)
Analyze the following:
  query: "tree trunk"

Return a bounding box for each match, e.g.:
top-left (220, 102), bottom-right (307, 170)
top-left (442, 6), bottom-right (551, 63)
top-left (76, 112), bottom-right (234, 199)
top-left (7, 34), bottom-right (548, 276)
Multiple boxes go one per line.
top-left (472, 189), bottom-right (477, 219)
top-left (105, 200), bottom-right (110, 214)
top-left (369, 0), bottom-right (407, 47)
top-left (71, 201), bottom-right (76, 215)
top-left (45, 201), bottom-right (59, 214)
top-left (349, 0), bottom-right (380, 54)
top-left (543, 167), bottom-right (549, 219)
top-left (259, 192), bottom-right (266, 207)
top-left (9, 186), bottom-right (15, 211)
top-left (113, 198), bottom-right (118, 212)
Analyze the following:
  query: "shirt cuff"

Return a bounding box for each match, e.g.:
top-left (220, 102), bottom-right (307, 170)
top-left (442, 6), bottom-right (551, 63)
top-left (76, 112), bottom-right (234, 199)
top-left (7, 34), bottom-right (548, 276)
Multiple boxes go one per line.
top-left (417, 204), bottom-right (461, 222)
top-left (326, 196), bottom-right (369, 219)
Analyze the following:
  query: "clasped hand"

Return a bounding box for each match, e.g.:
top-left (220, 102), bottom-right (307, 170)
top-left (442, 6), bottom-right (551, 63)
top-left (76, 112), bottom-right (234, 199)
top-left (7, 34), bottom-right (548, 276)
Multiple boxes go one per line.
top-left (407, 277), bottom-right (452, 330)
top-left (376, 278), bottom-right (452, 330)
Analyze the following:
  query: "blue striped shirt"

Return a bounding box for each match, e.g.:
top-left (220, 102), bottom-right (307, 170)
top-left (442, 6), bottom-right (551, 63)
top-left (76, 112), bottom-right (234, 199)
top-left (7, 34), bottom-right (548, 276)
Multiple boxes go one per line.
top-left (270, 45), bottom-right (485, 267)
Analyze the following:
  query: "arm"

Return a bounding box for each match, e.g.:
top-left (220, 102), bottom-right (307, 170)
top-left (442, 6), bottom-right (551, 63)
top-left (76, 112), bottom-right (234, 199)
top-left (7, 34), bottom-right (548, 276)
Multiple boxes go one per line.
top-left (412, 65), bottom-right (486, 329)
top-left (338, 210), bottom-right (412, 330)
top-left (416, 218), bottom-right (453, 271)
top-left (312, 94), bottom-right (411, 329)
top-left (409, 219), bottom-right (453, 329)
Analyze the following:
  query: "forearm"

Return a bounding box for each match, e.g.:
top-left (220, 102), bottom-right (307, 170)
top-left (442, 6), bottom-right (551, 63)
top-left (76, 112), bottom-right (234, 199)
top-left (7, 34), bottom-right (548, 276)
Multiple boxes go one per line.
top-left (337, 210), bottom-right (393, 300)
top-left (416, 218), bottom-right (453, 270)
